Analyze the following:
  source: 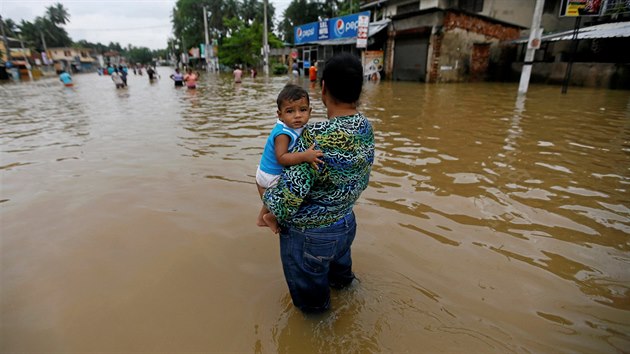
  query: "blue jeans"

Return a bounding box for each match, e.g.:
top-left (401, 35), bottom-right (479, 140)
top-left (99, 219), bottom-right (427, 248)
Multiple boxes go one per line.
top-left (279, 212), bottom-right (357, 312)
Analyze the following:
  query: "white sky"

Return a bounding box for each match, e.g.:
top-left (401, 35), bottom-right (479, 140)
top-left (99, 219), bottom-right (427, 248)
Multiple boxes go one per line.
top-left (1, 0), bottom-right (292, 50)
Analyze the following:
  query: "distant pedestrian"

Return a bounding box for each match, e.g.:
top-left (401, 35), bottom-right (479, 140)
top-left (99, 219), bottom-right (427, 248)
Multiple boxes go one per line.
top-left (147, 66), bottom-right (156, 81)
top-left (250, 68), bottom-right (257, 79)
top-left (184, 68), bottom-right (200, 89)
top-left (291, 62), bottom-right (299, 77)
top-left (59, 70), bottom-right (73, 87)
top-left (111, 69), bottom-right (125, 89)
top-left (309, 62), bottom-right (317, 82)
top-left (170, 68), bottom-right (184, 87)
top-left (233, 65), bottom-right (243, 83)
top-left (118, 65), bottom-right (128, 86)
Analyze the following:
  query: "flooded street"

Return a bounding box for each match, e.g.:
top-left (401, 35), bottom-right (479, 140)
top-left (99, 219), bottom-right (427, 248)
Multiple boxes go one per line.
top-left (1, 71), bottom-right (629, 352)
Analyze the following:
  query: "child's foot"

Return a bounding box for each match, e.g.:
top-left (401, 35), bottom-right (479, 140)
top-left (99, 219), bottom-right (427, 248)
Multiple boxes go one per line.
top-left (263, 213), bottom-right (280, 234)
top-left (257, 209), bottom-right (268, 227)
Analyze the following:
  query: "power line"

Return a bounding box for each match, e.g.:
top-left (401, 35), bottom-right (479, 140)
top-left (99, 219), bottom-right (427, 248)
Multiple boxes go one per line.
top-left (68, 24), bottom-right (171, 31)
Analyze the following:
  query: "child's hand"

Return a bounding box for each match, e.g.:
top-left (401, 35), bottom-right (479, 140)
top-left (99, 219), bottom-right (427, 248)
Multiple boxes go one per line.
top-left (305, 144), bottom-right (324, 170)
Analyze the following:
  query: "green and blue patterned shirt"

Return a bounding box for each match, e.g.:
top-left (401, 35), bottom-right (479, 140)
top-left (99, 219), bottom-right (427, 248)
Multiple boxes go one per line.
top-left (263, 113), bottom-right (374, 229)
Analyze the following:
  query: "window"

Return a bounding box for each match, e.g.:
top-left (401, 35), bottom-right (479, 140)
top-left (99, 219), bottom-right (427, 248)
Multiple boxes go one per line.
top-left (461, 0), bottom-right (484, 13)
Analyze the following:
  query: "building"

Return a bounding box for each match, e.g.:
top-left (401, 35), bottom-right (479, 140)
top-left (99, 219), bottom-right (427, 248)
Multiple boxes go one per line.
top-left (360, 0), bottom-right (567, 82)
top-left (358, 0), bottom-right (629, 87)
top-left (292, 11), bottom-right (390, 80)
top-left (47, 47), bottom-right (97, 73)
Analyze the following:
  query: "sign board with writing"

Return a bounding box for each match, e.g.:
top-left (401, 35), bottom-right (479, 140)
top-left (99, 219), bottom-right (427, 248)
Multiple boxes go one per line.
top-left (560, 0), bottom-right (603, 16)
top-left (356, 15), bottom-right (369, 48)
top-left (327, 11), bottom-right (371, 40)
top-left (294, 11), bottom-right (371, 45)
top-left (294, 22), bottom-right (319, 45)
top-left (318, 20), bottom-right (329, 40)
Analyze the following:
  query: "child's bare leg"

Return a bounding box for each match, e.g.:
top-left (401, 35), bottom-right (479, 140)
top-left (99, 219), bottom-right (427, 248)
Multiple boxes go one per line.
top-left (256, 182), bottom-right (268, 227)
top-left (257, 205), bottom-right (269, 227)
top-left (263, 212), bottom-right (280, 234)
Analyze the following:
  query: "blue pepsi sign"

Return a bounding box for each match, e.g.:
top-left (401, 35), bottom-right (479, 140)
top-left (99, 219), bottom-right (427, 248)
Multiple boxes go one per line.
top-left (327, 11), bottom-right (370, 40)
top-left (294, 22), bottom-right (318, 45)
top-left (294, 11), bottom-right (370, 45)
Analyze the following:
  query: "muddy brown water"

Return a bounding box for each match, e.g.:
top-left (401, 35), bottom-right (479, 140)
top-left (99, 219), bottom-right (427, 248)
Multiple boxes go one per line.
top-left (1, 70), bottom-right (629, 353)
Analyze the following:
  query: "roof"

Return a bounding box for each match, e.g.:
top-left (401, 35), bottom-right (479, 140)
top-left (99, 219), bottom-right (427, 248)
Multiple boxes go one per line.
top-left (308, 19), bottom-right (391, 46)
top-left (512, 21), bottom-right (630, 43)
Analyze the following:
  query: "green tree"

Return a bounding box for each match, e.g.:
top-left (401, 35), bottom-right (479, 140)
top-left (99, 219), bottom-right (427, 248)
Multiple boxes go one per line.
top-left (171, 0), bottom-right (275, 60)
top-left (46, 3), bottom-right (70, 25)
top-left (279, 0), bottom-right (320, 44)
top-left (127, 46), bottom-right (154, 64)
top-left (219, 17), bottom-right (282, 68)
top-left (16, 3), bottom-right (72, 51)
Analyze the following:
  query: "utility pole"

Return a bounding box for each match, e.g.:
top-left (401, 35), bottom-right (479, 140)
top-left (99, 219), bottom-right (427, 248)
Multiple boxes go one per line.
top-left (517, 0), bottom-right (545, 95)
top-left (18, 33), bottom-right (32, 80)
top-left (0, 15), bottom-right (10, 64)
top-left (40, 30), bottom-right (49, 66)
top-left (263, 0), bottom-right (269, 75)
top-left (203, 6), bottom-right (210, 72)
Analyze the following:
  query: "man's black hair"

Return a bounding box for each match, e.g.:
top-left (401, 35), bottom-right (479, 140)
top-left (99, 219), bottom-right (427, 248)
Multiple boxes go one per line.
top-left (321, 53), bottom-right (363, 104)
top-left (277, 84), bottom-right (310, 110)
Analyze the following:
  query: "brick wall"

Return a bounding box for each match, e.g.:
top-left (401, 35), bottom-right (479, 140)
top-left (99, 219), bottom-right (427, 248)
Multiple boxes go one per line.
top-left (443, 11), bottom-right (521, 41)
top-left (429, 33), bottom-right (443, 83)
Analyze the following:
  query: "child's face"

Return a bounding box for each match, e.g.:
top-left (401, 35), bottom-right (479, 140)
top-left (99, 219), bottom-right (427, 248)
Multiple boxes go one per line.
top-left (277, 97), bottom-right (312, 129)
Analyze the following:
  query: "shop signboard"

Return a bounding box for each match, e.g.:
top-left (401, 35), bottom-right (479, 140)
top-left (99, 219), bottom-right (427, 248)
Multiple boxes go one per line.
top-left (560, 0), bottom-right (603, 16)
top-left (327, 11), bottom-right (370, 40)
top-left (356, 14), bottom-right (369, 48)
top-left (318, 19), bottom-right (329, 40)
top-left (294, 11), bottom-right (371, 45)
top-left (294, 22), bottom-right (318, 45)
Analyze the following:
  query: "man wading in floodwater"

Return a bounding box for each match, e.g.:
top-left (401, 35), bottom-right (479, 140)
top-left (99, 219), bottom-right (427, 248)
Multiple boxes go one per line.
top-left (262, 53), bottom-right (375, 312)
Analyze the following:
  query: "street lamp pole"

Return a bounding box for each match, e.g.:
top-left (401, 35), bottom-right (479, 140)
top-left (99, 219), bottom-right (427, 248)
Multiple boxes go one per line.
top-left (518, 0), bottom-right (545, 94)
top-left (203, 6), bottom-right (210, 72)
top-left (0, 15), bottom-right (10, 64)
top-left (263, 0), bottom-right (269, 75)
top-left (18, 33), bottom-right (33, 80)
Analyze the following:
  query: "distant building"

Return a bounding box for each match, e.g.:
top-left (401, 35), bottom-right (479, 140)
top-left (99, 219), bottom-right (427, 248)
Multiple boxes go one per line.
top-left (47, 47), bottom-right (97, 73)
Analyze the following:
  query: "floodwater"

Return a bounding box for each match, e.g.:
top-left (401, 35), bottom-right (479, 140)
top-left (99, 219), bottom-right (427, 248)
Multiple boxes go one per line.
top-left (1, 70), bottom-right (629, 353)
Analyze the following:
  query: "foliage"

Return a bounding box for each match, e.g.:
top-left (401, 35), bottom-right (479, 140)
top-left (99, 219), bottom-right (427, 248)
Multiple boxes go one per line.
top-left (219, 17), bottom-right (283, 67)
top-left (127, 46), bottom-right (154, 64)
top-left (278, 0), bottom-right (320, 44)
top-left (12, 3), bottom-right (72, 51)
top-left (171, 0), bottom-right (277, 64)
top-left (272, 63), bottom-right (288, 75)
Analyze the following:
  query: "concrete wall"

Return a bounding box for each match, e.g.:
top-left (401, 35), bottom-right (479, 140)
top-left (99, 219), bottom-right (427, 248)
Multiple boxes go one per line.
top-left (429, 11), bottom-right (521, 82)
top-left (479, 0), bottom-right (535, 27)
top-left (511, 62), bottom-right (630, 89)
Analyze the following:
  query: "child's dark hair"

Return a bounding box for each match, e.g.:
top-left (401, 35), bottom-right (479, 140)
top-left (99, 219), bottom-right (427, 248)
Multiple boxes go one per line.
top-left (321, 53), bottom-right (363, 104)
top-left (277, 84), bottom-right (310, 110)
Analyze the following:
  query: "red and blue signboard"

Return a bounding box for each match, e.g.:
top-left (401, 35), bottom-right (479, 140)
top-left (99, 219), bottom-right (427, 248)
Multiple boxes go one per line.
top-left (294, 11), bottom-right (370, 45)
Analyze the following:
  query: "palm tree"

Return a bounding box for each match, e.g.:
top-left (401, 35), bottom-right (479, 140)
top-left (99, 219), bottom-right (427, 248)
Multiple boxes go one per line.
top-left (46, 3), bottom-right (70, 25)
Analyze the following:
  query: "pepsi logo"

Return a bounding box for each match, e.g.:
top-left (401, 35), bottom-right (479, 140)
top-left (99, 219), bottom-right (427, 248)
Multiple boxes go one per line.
top-left (334, 19), bottom-right (345, 36)
top-left (297, 28), bottom-right (303, 38)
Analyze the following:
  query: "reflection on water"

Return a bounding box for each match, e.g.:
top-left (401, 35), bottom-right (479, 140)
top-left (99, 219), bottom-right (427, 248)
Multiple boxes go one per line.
top-left (1, 71), bottom-right (629, 353)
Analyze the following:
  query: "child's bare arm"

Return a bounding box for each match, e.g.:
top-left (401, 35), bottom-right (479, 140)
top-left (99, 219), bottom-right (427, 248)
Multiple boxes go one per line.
top-left (275, 135), bottom-right (323, 169)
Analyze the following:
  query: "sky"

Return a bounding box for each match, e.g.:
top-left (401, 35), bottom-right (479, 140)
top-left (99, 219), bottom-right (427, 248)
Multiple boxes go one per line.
top-left (1, 0), bottom-right (292, 50)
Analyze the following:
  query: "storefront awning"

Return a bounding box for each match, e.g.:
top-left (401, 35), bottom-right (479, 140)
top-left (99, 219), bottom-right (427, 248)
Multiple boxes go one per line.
top-left (309, 19), bottom-right (390, 46)
top-left (512, 21), bottom-right (630, 43)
